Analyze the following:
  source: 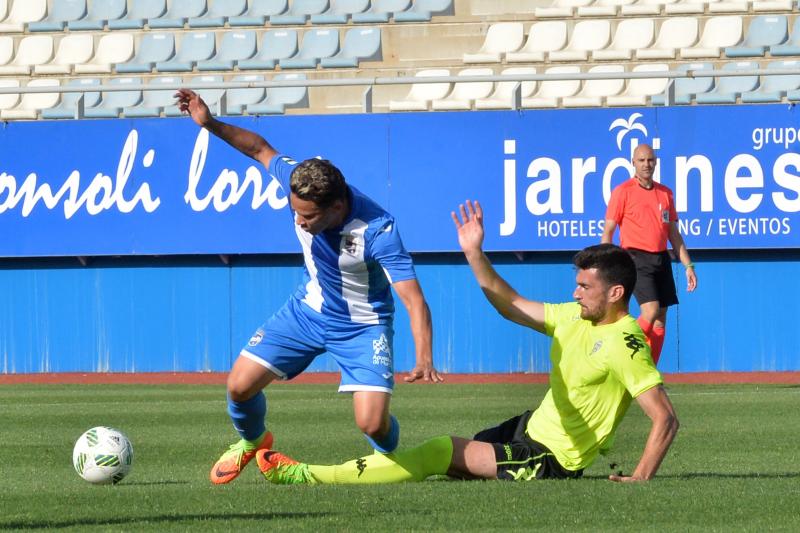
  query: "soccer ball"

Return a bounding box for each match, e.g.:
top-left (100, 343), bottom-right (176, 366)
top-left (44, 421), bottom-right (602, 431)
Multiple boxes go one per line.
top-left (72, 426), bottom-right (134, 485)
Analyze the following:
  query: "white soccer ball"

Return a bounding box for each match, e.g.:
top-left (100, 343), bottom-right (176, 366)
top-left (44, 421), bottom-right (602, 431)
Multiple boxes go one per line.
top-left (72, 426), bottom-right (134, 485)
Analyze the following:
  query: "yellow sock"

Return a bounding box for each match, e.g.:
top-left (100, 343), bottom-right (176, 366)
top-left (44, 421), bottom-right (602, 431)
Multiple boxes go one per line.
top-left (308, 436), bottom-right (453, 484)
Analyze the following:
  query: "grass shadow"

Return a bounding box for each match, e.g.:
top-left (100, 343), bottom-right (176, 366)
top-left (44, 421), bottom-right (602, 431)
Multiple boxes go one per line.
top-left (0, 511), bottom-right (332, 530)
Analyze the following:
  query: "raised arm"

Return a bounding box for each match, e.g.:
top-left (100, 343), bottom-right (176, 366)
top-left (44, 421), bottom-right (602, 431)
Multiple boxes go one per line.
top-left (451, 200), bottom-right (546, 332)
top-left (176, 88), bottom-right (278, 169)
top-left (668, 222), bottom-right (697, 292)
top-left (609, 385), bottom-right (679, 482)
top-left (392, 279), bottom-right (443, 384)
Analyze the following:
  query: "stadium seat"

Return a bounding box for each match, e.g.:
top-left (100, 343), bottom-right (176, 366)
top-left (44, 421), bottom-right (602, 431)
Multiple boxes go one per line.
top-left (68, 0), bottom-right (126, 31)
top-left (74, 33), bottom-right (133, 74)
top-left (548, 20), bottom-right (611, 62)
top-left (117, 33), bottom-right (175, 74)
top-left (0, 0), bottom-right (6, 23)
top-left (246, 73), bottom-right (309, 114)
top-left (29, 0), bottom-right (87, 32)
top-left (229, 0), bottom-right (287, 26)
top-left (188, 0), bottom-right (247, 28)
top-left (636, 17), bottom-right (698, 59)
top-left (1, 78), bottom-right (59, 120)
top-left (238, 29), bottom-right (297, 70)
top-left (593, 18), bottom-right (654, 61)
top-left (522, 65), bottom-right (581, 108)
top-left (535, 0), bottom-right (594, 18)
top-left (225, 74), bottom-right (266, 115)
top-left (695, 61), bottom-right (758, 104)
top-left (197, 30), bottom-right (256, 71)
top-left (0, 35), bottom-right (53, 75)
top-left (394, 0), bottom-right (454, 22)
top-left (271, 0), bottom-right (329, 25)
top-left (156, 32), bottom-right (216, 73)
top-left (606, 63), bottom-right (669, 107)
top-left (770, 17), bottom-right (800, 56)
top-left (577, 0), bottom-right (636, 17)
top-left (620, 0), bottom-right (678, 16)
top-left (0, 0), bottom-right (46, 33)
top-left (123, 76), bottom-right (181, 118)
top-left (389, 69), bottom-right (451, 111)
top-left (0, 78), bottom-right (19, 112)
top-left (506, 21), bottom-right (567, 63)
top-left (664, 0), bottom-right (705, 13)
top-left (741, 60), bottom-right (800, 103)
top-left (681, 16), bottom-right (742, 59)
top-left (725, 15), bottom-right (787, 58)
top-left (0, 35), bottom-right (11, 68)
top-left (352, 0), bottom-right (411, 23)
top-left (148, 0), bottom-right (206, 29)
top-left (311, 0), bottom-right (369, 23)
top-left (184, 74), bottom-right (225, 115)
top-left (108, 0), bottom-right (166, 30)
top-left (752, 0), bottom-right (793, 11)
top-left (279, 29), bottom-right (339, 69)
top-left (84, 77), bottom-right (142, 118)
top-left (34, 33), bottom-right (93, 75)
top-left (706, 0), bottom-right (750, 13)
top-left (41, 77), bottom-right (101, 119)
top-left (652, 62), bottom-right (713, 104)
top-left (321, 27), bottom-right (381, 68)
top-left (462, 22), bottom-right (524, 64)
top-left (562, 64), bottom-right (625, 107)
top-left (474, 66), bottom-right (537, 110)
top-left (431, 67), bottom-right (494, 110)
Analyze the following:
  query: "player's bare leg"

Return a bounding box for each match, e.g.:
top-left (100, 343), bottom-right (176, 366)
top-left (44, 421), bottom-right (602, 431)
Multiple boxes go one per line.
top-left (353, 391), bottom-right (398, 453)
top-left (210, 356), bottom-right (280, 484)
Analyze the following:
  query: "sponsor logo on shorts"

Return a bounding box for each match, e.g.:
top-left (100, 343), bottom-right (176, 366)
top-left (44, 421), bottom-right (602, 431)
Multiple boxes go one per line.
top-left (372, 333), bottom-right (392, 367)
top-left (248, 332), bottom-right (264, 347)
top-left (509, 464), bottom-right (541, 481)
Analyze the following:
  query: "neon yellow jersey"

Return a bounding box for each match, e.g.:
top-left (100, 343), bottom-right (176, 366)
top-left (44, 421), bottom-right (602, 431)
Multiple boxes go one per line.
top-left (527, 302), bottom-right (663, 472)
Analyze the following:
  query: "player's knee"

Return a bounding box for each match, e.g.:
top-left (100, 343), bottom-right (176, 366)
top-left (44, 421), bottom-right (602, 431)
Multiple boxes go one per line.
top-left (358, 418), bottom-right (385, 438)
top-left (227, 374), bottom-right (258, 402)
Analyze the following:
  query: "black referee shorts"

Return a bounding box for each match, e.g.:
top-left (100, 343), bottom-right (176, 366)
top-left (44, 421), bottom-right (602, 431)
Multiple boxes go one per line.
top-left (626, 249), bottom-right (679, 308)
top-left (473, 411), bottom-right (582, 481)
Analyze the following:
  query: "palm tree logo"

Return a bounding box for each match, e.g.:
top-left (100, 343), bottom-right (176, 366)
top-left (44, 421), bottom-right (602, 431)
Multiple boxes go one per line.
top-left (609, 113), bottom-right (648, 150)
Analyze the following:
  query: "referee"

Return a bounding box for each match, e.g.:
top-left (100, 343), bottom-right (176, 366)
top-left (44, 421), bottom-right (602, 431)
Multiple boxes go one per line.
top-left (601, 143), bottom-right (697, 364)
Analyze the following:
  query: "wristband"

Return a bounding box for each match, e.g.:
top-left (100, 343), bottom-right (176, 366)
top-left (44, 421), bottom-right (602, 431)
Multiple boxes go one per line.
top-left (685, 263), bottom-right (695, 269)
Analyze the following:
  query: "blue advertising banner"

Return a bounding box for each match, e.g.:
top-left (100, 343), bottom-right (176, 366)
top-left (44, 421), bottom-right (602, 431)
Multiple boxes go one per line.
top-left (1, 105), bottom-right (799, 257)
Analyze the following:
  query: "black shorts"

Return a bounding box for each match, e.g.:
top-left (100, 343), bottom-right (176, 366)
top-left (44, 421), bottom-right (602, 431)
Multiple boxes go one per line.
top-left (627, 249), bottom-right (679, 308)
top-left (473, 411), bottom-right (582, 481)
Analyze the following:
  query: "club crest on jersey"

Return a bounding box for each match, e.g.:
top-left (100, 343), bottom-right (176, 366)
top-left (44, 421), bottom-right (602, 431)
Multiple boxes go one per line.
top-left (372, 333), bottom-right (392, 366)
top-left (590, 340), bottom-right (603, 355)
top-left (248, 332), bottom-right (264, 347)
top-left (342, 235), bottom-right (358, 254)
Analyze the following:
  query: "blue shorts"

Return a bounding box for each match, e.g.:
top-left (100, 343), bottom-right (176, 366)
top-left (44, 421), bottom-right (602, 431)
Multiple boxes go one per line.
top-left (240, 297), bottom-right (395, 394)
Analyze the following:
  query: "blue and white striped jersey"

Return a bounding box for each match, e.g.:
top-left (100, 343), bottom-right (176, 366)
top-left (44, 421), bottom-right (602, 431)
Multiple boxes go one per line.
top-left (269, 155), bottom-right (417, 325)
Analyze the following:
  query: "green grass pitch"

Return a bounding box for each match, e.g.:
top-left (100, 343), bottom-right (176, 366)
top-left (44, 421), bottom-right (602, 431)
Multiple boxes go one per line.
top-left (1, 382), bottom-right (799, 531)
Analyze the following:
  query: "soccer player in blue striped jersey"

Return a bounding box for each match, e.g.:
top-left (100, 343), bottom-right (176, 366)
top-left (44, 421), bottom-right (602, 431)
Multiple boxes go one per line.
top-left (176, 89), bottom-right (443, 485)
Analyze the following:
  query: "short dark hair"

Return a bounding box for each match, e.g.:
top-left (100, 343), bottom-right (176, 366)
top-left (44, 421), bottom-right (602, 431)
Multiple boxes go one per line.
top-left (290, 159), bottom-right (348, 208)
top-left (572, 244), bottom-right (637, 303)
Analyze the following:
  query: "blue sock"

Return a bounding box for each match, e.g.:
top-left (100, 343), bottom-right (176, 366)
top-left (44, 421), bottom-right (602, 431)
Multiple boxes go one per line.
top-left (364, 414), bottom-right (400, 453)
top-left (227, 392), bottom-right (267, 442)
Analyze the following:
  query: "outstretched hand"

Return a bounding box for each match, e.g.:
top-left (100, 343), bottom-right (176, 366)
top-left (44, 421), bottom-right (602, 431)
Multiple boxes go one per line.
top-left (608, 474), bottom-right (646, 483)
top-left (451, 200), bottom-right (485, 255)
top-left (175, 88), bottom-right (211, 128)
top-left (404, 363), bottom-right (444, 384)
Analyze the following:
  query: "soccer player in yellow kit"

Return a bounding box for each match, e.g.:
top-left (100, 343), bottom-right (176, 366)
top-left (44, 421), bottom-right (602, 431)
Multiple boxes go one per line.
top-left (255, 200), bottom-right (679, 484)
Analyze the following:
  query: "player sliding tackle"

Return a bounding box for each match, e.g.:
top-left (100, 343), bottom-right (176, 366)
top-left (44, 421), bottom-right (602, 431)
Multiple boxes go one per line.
top-left (255, 200), bottom-right (679, 484)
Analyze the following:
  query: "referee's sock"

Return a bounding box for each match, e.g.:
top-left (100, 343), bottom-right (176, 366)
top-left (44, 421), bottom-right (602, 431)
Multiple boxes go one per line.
top-left (308, 435), bottom-right (453, 484)
top-left (650, 325), bottom-right (666, 365)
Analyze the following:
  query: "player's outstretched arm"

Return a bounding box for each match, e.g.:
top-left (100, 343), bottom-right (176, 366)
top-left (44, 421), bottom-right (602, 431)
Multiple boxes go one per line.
top-left (393, 279), bottom-right (443, 383)
top-left (667, 222), bottom-right (697, 292)
top-left (451, 200), bottom-right (545, 332)
top-left (609, 385), bottom-right (678, 483)
top-left (175, 88), bottom-right (278, 169)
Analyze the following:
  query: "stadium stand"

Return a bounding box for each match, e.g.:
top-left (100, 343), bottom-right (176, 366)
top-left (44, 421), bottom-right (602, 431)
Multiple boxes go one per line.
top-left (271, 0), bottom-right (330, 25)
top-left (28, 0), bottom-right (87, 32)
top-left (238, 29), bottom-right (298, 70)
top-left (0, 0), bottom-right (46, 33)
top-left (524, 65), bottom-right (582, 108)
top-left (197, 30), bottom-right (257, 71)
top-left (771, 16), bottom-right (800, 56)
top-left (321, 27), bottom-right (381, 68)
top-left (34, 33), bottom-right (94, 75)
top-left (548, 19), bottom-right (611, 62)
top-left (188, 0), bottom-right (247, 28)
top-left (726, 15), bottom-right (788, 57)
top-left (389, 68), bottom-right (451, 111)
top-left (562, 64), bottom-right (625, 107)
top-left (225, 73), bottom-right (266, 114)
top-left (431, 67), bottom-right (494, 110)
top-left (506, 21), bottom-right (567, 63)
top-left (155, 31), bottom-right (216, 73)
top-left (68, 0), bottom-right (127, 31)
top-left (123, 75), bottom-right (181, 117)
top-left (606, 63), bottom-right (670, 106)
top-left (652, 62), bottom-right (714, 104)
top-left (636, 17), bottom-right (699, 59)
top-left (108, 0), bottom-right (167, 30)
top-left (535, 0), bottom-right (595, 18)
top-left (229, 0), bottom-right (288, 26)
top-left (74, 32), bottom-right (133, 73)
top-left (680, 16), bottom-right (742, 58)
top-left (41, 77), bottom-right (101, 119)
top-left (279, 28), bottom-right (339, 69)
top-left (742, 59), bottom-right (800, 102)
top-left (148, 0), bottom-right (207, 29)
top-left (0, 78), bottom-right (58, 119)
top-left (462, 22), bottom-right (524, 63)
top-left (593, 18), bottom-right (655, 60)
top-left (352, 0), bottom-right (411, 23)
top-left (84, 76), bottom-right (142, 118)
top-left (394, 0), bottom-right (454, 22)
top-left (193, 74), bottom-right (226, 114)
top-left (246, 72), bottom-right (309, 114)
top-left (577, 0), bottom-right (637, 17)
top-left (694, 60), bottom-right (759, 103)
top-left (0, 35), bottom-right (53, 75)
top-left (475, 66), bottom-right (537, 110)
top-left (311, 0), bottom-right (369, 23)
top-left (117, 32), bottom-right (175, 74)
